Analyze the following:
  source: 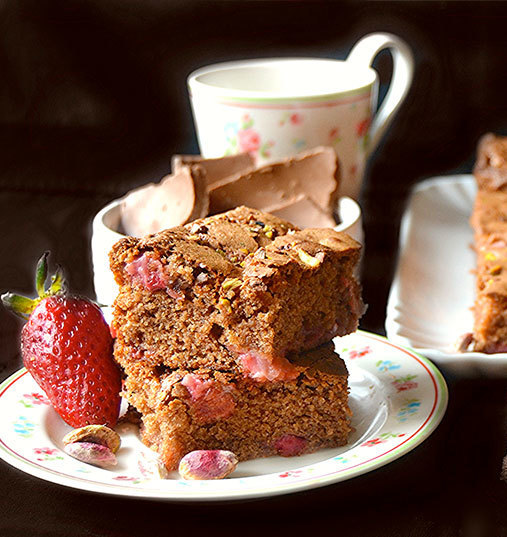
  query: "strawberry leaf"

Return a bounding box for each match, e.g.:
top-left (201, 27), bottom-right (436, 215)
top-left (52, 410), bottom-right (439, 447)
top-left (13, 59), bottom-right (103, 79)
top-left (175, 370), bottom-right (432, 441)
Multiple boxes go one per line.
top-left (48, 266), bottom-right (65, 295)
top-left (35, 252), bottom-right (49, 297)
top-left (1, 292), bottom-right (35, 319)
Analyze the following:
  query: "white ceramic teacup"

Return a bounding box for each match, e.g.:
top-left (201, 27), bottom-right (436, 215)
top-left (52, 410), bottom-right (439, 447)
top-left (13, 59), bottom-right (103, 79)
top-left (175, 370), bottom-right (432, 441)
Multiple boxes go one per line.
top-left (188, 33), bottom-right (413, 200)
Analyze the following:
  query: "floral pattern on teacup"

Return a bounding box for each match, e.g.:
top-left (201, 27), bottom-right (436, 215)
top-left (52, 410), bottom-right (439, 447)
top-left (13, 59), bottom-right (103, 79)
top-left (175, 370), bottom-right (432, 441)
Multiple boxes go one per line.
top-left (291, 137), bottom-right (306, 151)
top-left (279, 112), bottom-right (304, 127)
top-left (224, 114), bottom-right (275, 159)
top-left (328, 127), bottom-right (341, 145)
top-left (356, 117), bottom-right (371, 151)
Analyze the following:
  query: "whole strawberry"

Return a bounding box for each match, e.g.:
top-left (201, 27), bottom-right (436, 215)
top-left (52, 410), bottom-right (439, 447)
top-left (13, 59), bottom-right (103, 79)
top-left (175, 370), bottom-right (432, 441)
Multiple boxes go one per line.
top-left (2, 253), bottom-right (121, 427)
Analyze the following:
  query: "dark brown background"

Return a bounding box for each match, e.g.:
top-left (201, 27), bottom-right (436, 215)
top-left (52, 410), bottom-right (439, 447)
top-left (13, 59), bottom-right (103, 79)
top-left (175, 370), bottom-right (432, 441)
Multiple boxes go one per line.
top-left (2, 2), bottom-right (507, 536)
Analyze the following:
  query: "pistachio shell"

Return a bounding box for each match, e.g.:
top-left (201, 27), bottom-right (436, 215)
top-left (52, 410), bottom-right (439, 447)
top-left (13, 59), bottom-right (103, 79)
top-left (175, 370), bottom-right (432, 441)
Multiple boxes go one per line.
top-left (138, 451), bottom-right (169, 479)
top-left (179, 450), bottom-right (238, 480)
top-left (62, 425), bottom-right (121, 453)
top-left (64, 441), bottom-right (117, 469)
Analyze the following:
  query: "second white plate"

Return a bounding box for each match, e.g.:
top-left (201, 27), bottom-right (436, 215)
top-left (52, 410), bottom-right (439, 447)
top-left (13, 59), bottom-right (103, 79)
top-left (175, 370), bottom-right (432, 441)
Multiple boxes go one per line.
top-left (386, 174), bottom-right (507, 376)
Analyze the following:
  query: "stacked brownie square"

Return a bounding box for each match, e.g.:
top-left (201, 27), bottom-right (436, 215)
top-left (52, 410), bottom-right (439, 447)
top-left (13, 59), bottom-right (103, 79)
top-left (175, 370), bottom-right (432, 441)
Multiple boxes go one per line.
top-left (471, 134), bottom-right (507, 352)
top-left (109, 206), bottom-right (364, 470)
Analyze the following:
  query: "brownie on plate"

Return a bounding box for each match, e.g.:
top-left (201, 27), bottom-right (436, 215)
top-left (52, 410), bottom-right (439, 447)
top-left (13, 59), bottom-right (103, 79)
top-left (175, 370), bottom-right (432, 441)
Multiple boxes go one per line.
top-left (471, 135), bottom-right (507, 352)
top-left (109, 206), bottom-right (363, 469)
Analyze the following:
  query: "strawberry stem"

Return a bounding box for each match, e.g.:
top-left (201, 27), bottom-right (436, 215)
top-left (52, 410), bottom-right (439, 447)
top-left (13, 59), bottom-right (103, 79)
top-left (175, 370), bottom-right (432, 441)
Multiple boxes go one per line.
top-left (2, 252), bottom-right (67, 320)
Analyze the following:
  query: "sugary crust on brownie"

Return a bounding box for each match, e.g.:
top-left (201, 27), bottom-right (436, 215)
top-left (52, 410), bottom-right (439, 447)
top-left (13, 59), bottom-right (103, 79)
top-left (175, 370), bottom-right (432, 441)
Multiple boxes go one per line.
top-left (110, 206), bottom-right (360, 282)
top-left (474, 133), bottom-right (507, 191)
top-left (121, 344), bottom-right (351, 470)
top-left (110, 206), bottom-right (296, 280)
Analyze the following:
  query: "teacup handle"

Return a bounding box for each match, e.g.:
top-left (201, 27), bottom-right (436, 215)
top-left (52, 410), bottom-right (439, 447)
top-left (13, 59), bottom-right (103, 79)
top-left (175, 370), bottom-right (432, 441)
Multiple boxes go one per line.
top-left (346, 33), bottom-right (414, 156)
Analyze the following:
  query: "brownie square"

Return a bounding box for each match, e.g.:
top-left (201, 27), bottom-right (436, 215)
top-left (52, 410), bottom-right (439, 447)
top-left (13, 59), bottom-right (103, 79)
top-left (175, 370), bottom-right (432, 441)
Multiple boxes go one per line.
top-left (109, 206), bottom-right (362, 469)
top-left (110, 206), bottom-right (363, 376)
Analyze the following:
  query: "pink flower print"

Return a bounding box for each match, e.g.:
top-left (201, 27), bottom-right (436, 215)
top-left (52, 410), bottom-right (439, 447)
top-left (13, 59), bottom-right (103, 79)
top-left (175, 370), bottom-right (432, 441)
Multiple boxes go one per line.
top-left (392, 375), bottom-right (418, 393)
top-left (361, 432), bottom-right (406, 447)
top-left (362, 438), bottom-right (383, 447)
top-left (279, 469), bottom-right (303, 478)
top-left (240, 114), bottom-right (254, 130)
top-left (328, 127), bottom-right (341, 145)
top-left (290, 113), bottom-right (303, 125)
top-left (395, 381), bottom-right (418, 392)
top-left (348, 346), bottom-right (372, 359)
top-left (356, 118), bottom-right (371, 137)
top-left (33, 446), bottom-right (63, 461)
top-left (238, 128), bottom-right (261, 153)
top-left (113, 475), bottom-right (137, 482)
top-left (259, 140), bottom-right (276, 159)
top-left (34, 447), bottom-right (59, 456)
top-left (24, 392), bottom-right (50, 405)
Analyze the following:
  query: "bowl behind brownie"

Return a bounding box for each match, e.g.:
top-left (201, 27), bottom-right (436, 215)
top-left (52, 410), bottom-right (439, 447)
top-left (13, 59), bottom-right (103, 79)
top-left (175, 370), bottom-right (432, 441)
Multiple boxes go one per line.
top-left (91, 195), bottom-right (362, 306)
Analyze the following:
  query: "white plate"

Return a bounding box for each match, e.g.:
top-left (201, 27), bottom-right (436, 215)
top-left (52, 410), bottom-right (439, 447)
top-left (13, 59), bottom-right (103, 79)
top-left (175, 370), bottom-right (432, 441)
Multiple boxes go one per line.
top-left (386, 174), bottom-right (507, 376)
top-left (0, 331), bottom-right (446, 501)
